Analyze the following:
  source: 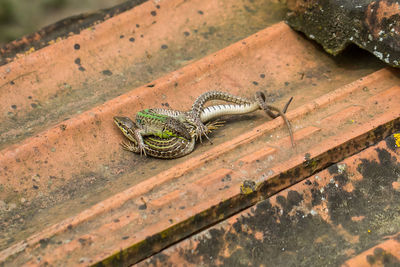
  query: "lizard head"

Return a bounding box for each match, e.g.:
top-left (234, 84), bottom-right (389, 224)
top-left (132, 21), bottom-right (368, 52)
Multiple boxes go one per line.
top-left (114, 116), bottom-right (137, 142)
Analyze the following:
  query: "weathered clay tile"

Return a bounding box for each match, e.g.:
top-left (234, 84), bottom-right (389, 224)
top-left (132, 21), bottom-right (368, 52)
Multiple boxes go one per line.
top-left (0, 0), bottom-right (398, 266)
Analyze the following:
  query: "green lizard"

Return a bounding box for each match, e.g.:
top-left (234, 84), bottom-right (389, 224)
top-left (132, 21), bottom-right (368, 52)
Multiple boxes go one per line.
top-left (114, 91), bottom-right (294, 159)
top-left (132, 109), bottom-right (192, 155)
top-left (114, 116), bottom-right (223, 158)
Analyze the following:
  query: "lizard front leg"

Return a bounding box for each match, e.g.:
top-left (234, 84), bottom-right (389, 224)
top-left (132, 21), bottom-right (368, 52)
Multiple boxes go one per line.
top-left (113, 116), bottom-right (148, 156)
top-left (132, 128), bottom-right (148, 156)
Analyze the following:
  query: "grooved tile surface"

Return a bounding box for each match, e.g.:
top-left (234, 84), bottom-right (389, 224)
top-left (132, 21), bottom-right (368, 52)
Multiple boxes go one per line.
top-left (0, 0), bottom-right (398, 266)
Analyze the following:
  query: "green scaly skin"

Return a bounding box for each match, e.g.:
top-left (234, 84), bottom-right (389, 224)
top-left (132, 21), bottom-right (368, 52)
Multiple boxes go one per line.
top-left (114, 91), bottom-right (294, 159)
top-left (132, 109), bottom-right (192, 155)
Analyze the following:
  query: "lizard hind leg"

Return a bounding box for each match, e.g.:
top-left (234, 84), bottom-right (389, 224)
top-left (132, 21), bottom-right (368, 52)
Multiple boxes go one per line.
top-left (132, 129), bottom-right (147, 156)
top-left (197, 120), bottom-right (213, 143)
top-left (164, 117), bottom-right (192, 140)
top-left (182, 113), bottom-right (210, 143)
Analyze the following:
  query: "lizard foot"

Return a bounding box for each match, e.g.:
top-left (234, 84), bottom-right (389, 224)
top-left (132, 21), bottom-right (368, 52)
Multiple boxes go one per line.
top-left (138, 143), bottom-right (147, 156)
top-left (121, 141), bottom-right (136, 152)
top-left (206, 120), bottom-right (225, 131)
top-left (196, 120), bottom-right (225, 144)
top-left (196, 123), bottom-right (210, 143)
top-left (121, 141), bottom-right (147, 156)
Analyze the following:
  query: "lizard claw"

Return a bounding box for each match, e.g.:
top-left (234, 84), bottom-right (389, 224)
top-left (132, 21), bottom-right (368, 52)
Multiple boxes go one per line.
top-left (121, 141), bottom-right (147, 156)
top-left (201, 130), bottom-right (212, 144)
top-left (195, 119), bottom-right (225, 143)
top-left (121, 141), bottom-right (131, 151)
top-left (206, 120), bottom-right (225, 131)
top-left (121, 141), bottom-right (137, 153)
top-left (195, 123), bottom-right (210, 143)
top-left (138, 143), bottom-right (147, 157)
top-left (121, 140), bottom-right (147, 156)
